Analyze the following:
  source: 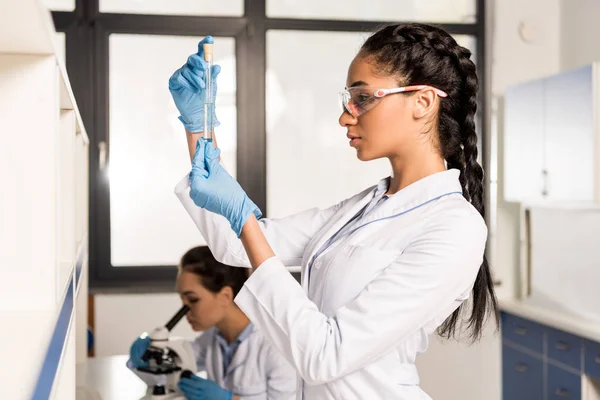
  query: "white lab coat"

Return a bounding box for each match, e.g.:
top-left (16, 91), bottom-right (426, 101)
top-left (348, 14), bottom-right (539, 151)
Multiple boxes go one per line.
top-left (175, 169), bottom-right (487, 400)
top-left (129, 325), bottom-right (296, 400)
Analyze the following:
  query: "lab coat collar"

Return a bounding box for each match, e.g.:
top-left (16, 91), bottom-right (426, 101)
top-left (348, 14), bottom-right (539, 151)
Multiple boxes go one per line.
top-left (301, 169), bottom-right (463, 291)
top-left (215, 322), bottom-right (254, 349)
top-left (370, 169), bottom-right (463, 217)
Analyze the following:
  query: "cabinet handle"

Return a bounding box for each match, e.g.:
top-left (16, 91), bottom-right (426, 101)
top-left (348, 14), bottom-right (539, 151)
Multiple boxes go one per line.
top-left (595, 355), bottom-right (600, 364)
top-left (541, 169), bottom-right (548, 197)
top-left (555, 388), bottom-right (570, 398)
top-left (514, 327), bottom-right (528, 336)
top-left (515, 363), bottom-right (528, 372)
top-left (555, 341), bottom-right (570, 351)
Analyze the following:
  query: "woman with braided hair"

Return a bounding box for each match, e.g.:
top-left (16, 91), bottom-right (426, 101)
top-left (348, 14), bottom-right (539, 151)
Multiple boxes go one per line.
top-left (171, 23), bottom-right (499, 400)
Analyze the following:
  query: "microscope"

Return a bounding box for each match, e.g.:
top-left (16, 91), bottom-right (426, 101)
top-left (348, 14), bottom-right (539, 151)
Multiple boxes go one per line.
top-left (136, 305), bottom-right (197, 400)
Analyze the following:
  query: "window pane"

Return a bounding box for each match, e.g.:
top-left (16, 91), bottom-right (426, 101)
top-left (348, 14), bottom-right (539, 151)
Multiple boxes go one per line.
top-left (267, 0), bottom-right (476, 23)
top-left (42, 0), bottom-right (74, 11)
top-left (100, 0), bottom-right (243, 16)
top-left (456, 35), bottom-right (476, 58)
top-left (267, 30), bottom-right (391, 218)
top-left (109, 34), bottom-right (236, 266)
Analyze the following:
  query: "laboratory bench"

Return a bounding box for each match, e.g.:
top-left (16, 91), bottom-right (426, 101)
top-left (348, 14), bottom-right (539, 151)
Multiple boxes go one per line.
top-left (76, 355), bottom-right (147, 400)
top-left (500, 299), bottom-right (600, 400)
top-left (76, 355), bottom-right (209, 400)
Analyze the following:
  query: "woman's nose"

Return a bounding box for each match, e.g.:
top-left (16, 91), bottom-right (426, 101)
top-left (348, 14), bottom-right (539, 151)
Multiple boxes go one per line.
top-left (339, 109), bottom-right (358, 127)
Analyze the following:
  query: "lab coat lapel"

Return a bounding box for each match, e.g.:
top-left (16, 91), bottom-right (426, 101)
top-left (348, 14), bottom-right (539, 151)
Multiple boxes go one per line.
top-left (225, 340), bottom-right (247, 377)
top-left (206, 334), bottom-right (225, 386)
top-left (366, 169), bottom-right (463, 221)
top-left (300, 184), bottom-right (378, 290)
top-left (225, 326), bottom-right (256, 377)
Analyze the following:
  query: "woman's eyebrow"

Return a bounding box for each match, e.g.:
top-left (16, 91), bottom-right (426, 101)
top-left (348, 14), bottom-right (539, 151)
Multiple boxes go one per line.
top-left (349, 80), bottom-right (369, 88)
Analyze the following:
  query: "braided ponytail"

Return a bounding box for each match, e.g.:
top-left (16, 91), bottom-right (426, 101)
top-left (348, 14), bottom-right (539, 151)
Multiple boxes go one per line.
top-left (443, 39), bottom-right (498, 340)
top-left (361, 23), bottom-right (498, 340)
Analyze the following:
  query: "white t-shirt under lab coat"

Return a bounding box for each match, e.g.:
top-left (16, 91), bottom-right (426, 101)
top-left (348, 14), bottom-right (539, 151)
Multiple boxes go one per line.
top-left (175, 169), bottom-right (488, 400)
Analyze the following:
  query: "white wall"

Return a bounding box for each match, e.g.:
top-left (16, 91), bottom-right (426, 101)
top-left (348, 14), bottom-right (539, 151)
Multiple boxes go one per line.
top-left (491, 0), bottom-right (600, 300)
top-left (560, 0), bottom-right (600, 70)
top-left (417, 324), bottom-right (500, 400)
top-left (94, 293), bottom-right (195, 357)
top-left (491, 0), bottom-right (561, 300)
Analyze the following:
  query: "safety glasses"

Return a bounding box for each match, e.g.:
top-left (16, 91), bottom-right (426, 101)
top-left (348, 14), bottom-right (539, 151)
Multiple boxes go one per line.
top-left (339, 85), bottom-right (448, 117)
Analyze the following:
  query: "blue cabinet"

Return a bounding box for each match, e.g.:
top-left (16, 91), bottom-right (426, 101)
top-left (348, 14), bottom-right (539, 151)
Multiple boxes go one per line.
top-left (502, 311), bottom-right (600, 400)
top-left (503, 344), bottom-right (544, 400)
top-left (547, 364), bottom-right (581, 400)
top-left (547, 327), bottom-right (582, 371)
top-left (502, 313), bottom-right (545, 354)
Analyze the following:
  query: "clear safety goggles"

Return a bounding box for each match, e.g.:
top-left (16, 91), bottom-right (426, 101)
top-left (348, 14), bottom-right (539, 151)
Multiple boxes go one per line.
top-left (339, 85), bottom-right (448, 117)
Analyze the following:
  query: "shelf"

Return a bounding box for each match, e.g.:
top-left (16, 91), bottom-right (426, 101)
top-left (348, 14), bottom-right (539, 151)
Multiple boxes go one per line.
top-left (0, 0), bottom-right (56, 56)
top-left (0, 1), bottom-right (89, 398)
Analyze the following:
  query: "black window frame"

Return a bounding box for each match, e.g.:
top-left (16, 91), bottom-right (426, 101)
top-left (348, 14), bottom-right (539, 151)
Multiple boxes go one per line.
top-left (52, 0), bottom-right (487, 293)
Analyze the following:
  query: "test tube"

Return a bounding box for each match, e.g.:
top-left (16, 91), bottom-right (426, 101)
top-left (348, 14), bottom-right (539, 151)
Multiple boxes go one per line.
top-left (203, 42), bottom-right (214, 142)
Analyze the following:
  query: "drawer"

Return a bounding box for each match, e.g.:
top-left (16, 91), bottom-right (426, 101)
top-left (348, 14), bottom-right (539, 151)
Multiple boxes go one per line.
top-left (584, 339), bottom-right (600, 379)
top-left (547, 363), bottom-right (582, 400)
top-left (547, 327), bottom-right (582, 370)
top-left (503, 344), bottom-right (543, 400)
top-left (501, 312), bottom-right (544, 353)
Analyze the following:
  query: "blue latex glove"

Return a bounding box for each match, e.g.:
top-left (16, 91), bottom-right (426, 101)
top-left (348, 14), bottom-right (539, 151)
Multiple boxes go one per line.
top-left (178, 375), bottom-right (233, 400)
top-left (129, 336), bottom-right (151, 368)
top-left (189, 139), bottom-right (261, 236)
top-left (169, 36), bottom-right (221, 133)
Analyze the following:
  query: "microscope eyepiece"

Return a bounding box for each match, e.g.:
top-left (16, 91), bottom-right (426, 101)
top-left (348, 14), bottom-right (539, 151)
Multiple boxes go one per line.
top-left (165, 305), bottom-right (190, 331)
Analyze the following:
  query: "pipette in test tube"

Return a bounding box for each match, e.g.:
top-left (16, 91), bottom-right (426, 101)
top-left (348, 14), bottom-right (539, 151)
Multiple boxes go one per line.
top-left (203, 42), bottom-right (214, 142)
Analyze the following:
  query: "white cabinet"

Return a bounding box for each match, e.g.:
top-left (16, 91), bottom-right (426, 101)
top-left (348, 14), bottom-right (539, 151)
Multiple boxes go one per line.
top-left (503, 64), bottom-right (599, 202)
top-left (504, 79), bottom-right (545, 201)
top-left (0, 0), bottom-right (89, 399)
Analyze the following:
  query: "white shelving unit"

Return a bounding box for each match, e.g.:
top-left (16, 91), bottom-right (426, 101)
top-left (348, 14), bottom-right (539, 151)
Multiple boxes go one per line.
top-left (0, 0), bottom-right (89, 399)
top-left (503, 63), bottom-right (600, 203)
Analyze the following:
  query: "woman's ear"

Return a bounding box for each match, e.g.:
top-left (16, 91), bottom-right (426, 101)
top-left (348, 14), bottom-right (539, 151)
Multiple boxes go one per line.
top-left (412, 88), bottom-right (437, 120)
top-left (218, 286), bottom-right (234, 304)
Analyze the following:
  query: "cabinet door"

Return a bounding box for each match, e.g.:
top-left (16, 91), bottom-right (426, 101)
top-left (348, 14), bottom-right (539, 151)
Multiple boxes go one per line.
top-left (503, 78), bottom-right (545, 201)
top-left (547, 363), bottom-right (582, 400)
top-left (502, 344), bottom-right (544, 400)
top-left (501, 312), bottom-right (545, 354)
top-left (547, 327), bottom-right (582, 371)
top-left (544, 65), bottom-right (594, 201)
top-left (584, 339), bottom-right (600, 379)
